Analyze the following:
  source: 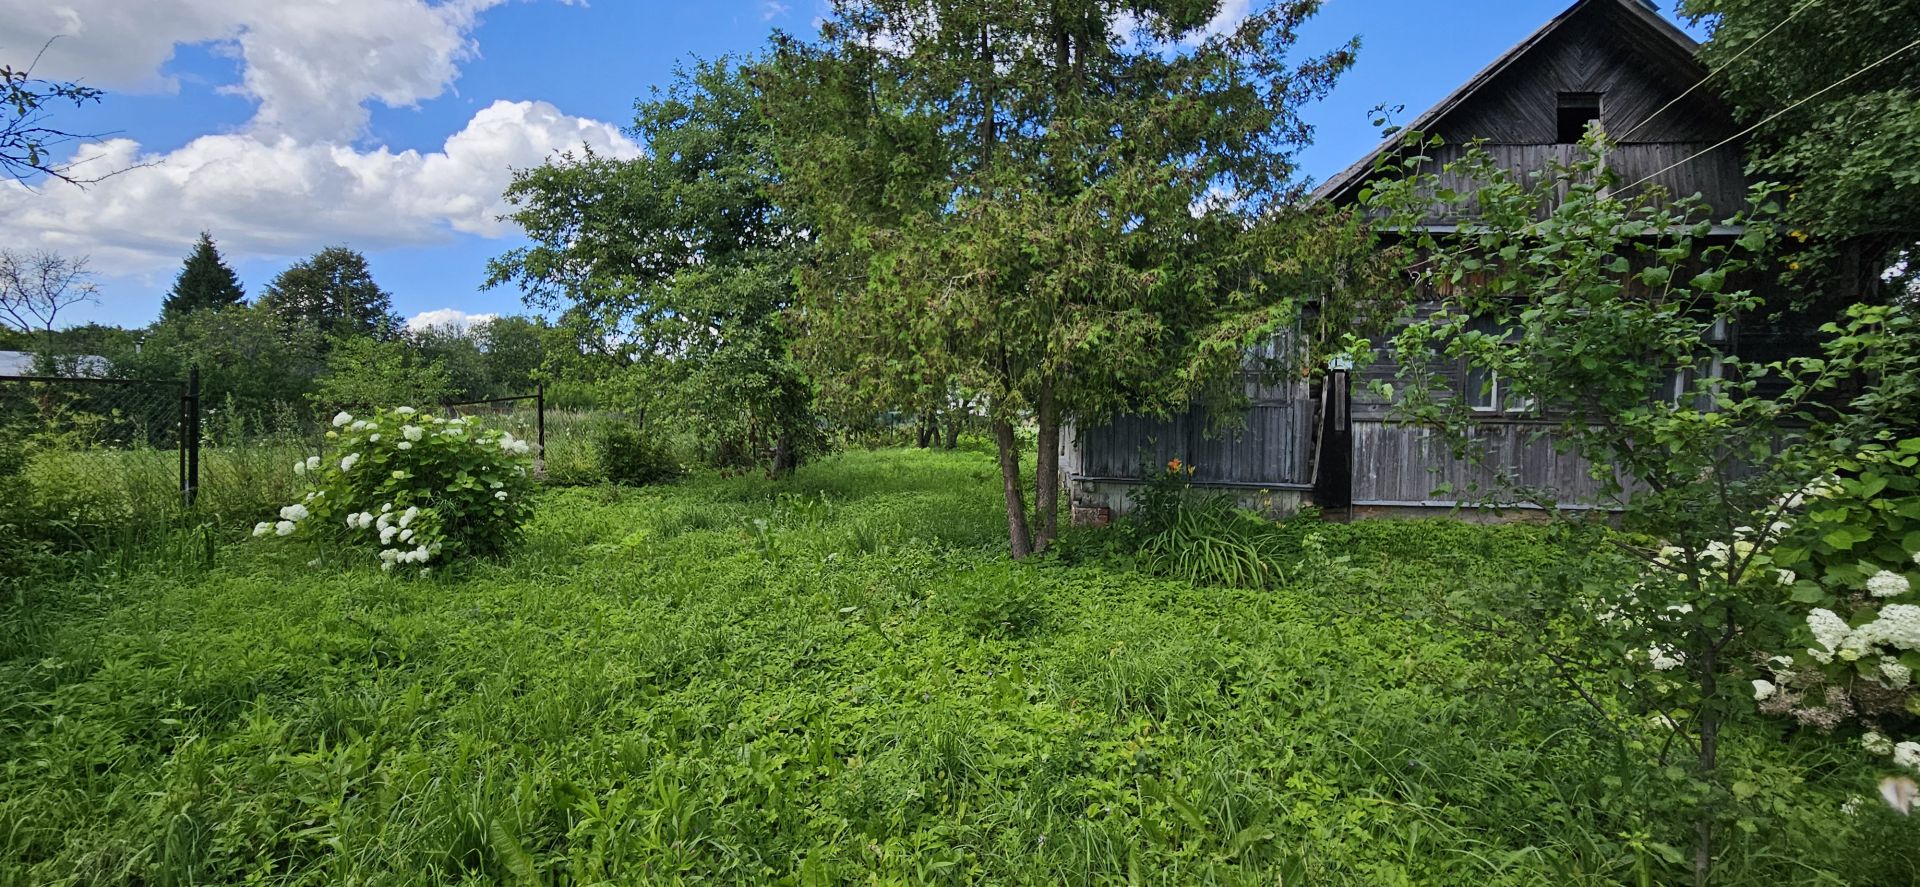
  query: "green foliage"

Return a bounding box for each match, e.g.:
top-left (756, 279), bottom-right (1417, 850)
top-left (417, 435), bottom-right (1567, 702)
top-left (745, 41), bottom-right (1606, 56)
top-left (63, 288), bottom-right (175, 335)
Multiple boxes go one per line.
top-left (934, 562), bottom-right (1049, 638)
top-left (3, 448), bottom-right (1915, 884)
top-left (310, 336), bottom-right (454, 409)
top-left (767, 0), bottom-right (1384, 557)
top-left (253, 406), bottom-right (536, 572)
top-left (1, 54), bottom-right (106, 184)
top-left (1682, 0), bottom-right (1920, 297)
top-left (160, 232), bottom-right (246, 319)
top-left (489, 59), bottom-right (816, 473)
top-left (1122, 462), bottom-right (1288, 589)
top-left (257, 246), bottom-right (402, 341)
top-left (589, 418), bottom-right (681, 487)
top-left (121, 304), bottom-right (326, 419)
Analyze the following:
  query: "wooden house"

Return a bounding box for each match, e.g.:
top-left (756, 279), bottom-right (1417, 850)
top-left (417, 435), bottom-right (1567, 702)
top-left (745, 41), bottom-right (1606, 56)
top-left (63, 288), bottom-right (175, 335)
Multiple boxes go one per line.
top-left (1063, 0), bottom-right (1789, 522)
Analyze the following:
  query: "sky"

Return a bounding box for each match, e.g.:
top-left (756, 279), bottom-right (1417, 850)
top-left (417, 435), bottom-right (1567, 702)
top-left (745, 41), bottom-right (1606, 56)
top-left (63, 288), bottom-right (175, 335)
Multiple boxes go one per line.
top-left (0, 0), bottom-right (1708, 333)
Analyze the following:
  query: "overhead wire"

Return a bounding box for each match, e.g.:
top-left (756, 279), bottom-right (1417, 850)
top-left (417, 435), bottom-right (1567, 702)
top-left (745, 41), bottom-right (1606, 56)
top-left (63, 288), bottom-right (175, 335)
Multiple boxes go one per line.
top-left (1617, 0), bottom-right (1821, 142)
top-left (1618, 34), bottom-right (1920, 195)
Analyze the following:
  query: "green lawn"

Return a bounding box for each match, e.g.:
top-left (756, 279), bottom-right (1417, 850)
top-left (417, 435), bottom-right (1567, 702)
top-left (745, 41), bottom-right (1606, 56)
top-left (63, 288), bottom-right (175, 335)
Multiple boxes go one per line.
top-left (1, 447), bottom-right (1911, 885)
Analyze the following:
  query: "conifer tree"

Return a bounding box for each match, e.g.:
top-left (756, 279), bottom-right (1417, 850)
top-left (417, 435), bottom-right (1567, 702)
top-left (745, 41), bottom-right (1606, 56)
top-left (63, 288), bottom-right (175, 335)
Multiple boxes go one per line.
top-left (160, 232), bottom-right (245, 319)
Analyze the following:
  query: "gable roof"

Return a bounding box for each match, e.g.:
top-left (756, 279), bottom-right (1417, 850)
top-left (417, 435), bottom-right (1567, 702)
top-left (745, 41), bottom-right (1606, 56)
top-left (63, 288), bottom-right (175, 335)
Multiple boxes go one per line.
top-left (1311, 0), bottom-right (1710, 205)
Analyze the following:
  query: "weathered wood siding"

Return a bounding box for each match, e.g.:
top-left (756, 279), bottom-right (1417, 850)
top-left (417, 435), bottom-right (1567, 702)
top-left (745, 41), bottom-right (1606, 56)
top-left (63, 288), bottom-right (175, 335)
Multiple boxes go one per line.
top-left (1068, 385), bottom-right (1316, 489)
top-left (1350, 418), bottom-right (1624, 508)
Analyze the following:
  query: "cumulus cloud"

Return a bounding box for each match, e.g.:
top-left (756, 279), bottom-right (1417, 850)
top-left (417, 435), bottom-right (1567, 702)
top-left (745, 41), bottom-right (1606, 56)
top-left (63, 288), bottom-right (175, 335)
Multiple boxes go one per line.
top-left (408, 308), bottom-right (497, 334)
top-left (0, 100), bottom-right (642, 275)
top-left (0, 0), bottom-right (515, 141)
top-left (0, 1), bottom-right (640, 279)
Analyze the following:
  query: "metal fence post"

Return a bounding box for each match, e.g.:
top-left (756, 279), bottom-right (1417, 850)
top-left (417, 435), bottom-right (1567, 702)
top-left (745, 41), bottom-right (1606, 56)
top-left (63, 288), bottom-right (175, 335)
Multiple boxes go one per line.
top-left (536, 381), bottom-right (546, 458)
top-left (185, 367), bottom-right (201, 507)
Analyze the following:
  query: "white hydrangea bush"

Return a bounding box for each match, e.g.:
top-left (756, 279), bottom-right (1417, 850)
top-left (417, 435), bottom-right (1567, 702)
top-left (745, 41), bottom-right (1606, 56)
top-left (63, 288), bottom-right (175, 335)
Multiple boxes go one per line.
top-left (1750, 441), bottom-right (1920, 778)
top-left (252, 407), bottom-right (537, 573)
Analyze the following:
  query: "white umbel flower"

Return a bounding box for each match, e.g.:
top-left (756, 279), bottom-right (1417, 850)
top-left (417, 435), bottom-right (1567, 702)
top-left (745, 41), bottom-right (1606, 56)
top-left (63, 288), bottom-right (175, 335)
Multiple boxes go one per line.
top-left (332, 411), bottom-right (353, 427)
top-left (292, 459), bottom-right (306, 475)
top-left (1879, 657), bottom-right (1912, 688)
top-left (495, 490), bottom-right (508, 500)
top-left (1896, 742), bottom-right (1920, 772)
top-left (1865, 732), bottom-right (1895, 756)
top-left (1751, 679), bottom-right (1777, 701)
top-left (279, 504), bottom-right (309, 522)
top-left (305, 456), bottom-right (322, 472)
top-left (252, 521), bottom-right (272, 537)
top-left (274, 520), bottom-right (297, 536)
top-left (340, 452), bottom-right (360, 472)
top-left (1808, 609), bottom-right (1851, 657)
top-left (1868, 570), bottom-right (1912, 599)
top-left (392, 406), bottom-right (417, 417)
top-left (402, 424), bottom-right (424, 442)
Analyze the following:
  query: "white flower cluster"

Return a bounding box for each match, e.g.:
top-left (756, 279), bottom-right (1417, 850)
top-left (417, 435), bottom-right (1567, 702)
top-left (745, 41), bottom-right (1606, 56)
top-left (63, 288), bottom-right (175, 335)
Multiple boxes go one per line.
top-left (1898, 742), bottom-right (1920, 773)
top-left (1752, 679), bottom-right (1777, 701)
top-left (292, 455), bottom-right (322, 475)
top-left (253, 502), bottom-right (313, 538)
top-left (1647, 645), bottom-right (1686, 671)
top-left (1807, 604), bottom-right (1920, 664)
top-left (1868, 570), bottom-right (1912, 599)
top-left (497, 432), bottom-right (533, 456)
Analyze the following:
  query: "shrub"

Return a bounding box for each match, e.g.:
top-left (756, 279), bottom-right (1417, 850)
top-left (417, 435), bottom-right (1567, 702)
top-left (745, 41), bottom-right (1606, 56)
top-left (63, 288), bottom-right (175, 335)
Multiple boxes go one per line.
top-left (1123, 460), bottom-right (1286, 589)
top-left (935, 564), bottom-right (1048, 638)
top-left (590, 420), bottom-right (680, 487)
top-left (252, 407), bottom-right (536, 573)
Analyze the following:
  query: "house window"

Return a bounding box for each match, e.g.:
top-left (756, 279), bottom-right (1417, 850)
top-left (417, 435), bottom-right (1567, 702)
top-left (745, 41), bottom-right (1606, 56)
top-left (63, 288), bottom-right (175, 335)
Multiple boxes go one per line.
top-left (1463, 316), bottom-right (1534, 416)
top-left (1466, 366), bottom-right (1534, 415)
top-left (1668, 318), bottom-right (1731, 409)
top-left (1556, 92), bottom-right (1603, 143)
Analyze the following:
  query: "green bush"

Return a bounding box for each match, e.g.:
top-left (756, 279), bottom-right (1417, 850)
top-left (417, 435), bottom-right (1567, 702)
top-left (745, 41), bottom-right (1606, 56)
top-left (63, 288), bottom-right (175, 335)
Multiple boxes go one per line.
top-left (1123, 461), bottom-right (1287, 589)
top-left (935, 563), bottom-right (1049, 638)
top-left (251, 406), bottom-right (537, 573)
top-left (590, 420), bottom-right (680, 487)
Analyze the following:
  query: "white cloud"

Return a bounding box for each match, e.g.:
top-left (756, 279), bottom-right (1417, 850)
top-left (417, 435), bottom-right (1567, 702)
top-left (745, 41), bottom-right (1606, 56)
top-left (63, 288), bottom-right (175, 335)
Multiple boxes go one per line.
top-left (0, 100), bottom-right (642, 275)
top-left (0, 0), bottom-right (517, 141)
top-left (761, 1), bottom-right (791, 21)
top-left (0, 1), bottom-right (641, 283)
top-left (408, 307), bottom-right (497, 334)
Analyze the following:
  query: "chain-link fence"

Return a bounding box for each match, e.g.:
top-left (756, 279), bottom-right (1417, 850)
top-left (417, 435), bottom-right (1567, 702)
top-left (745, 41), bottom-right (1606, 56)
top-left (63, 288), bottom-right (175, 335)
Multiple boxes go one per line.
top-left (3, 372), bottom-right (559, 546)
top-left (1, 373), bottom-right (195, 520)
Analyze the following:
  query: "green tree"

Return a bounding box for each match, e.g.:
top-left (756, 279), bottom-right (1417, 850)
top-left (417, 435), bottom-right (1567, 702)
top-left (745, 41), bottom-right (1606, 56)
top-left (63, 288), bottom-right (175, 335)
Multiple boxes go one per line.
top-left (311, 336), bottom-right (453, 409)
top-left (767, 0), bottom-right (1360, 557)
top-left (258, 247), bottom-right (401, 340)
top-left (488, 59), bottom-right (816, 472)
top-left (407, 324), bottom-right (491, 401)
top-left (123, 304), bottom-right (327, 419)
top-left (160, 232), bottom-right (246, 319)
top-left (472, 315), bottom-right (550, 396)
top-left (1682, 0), bottom-right (1920, 299)
top-left (1362, 135), bottom-right (1920, 884)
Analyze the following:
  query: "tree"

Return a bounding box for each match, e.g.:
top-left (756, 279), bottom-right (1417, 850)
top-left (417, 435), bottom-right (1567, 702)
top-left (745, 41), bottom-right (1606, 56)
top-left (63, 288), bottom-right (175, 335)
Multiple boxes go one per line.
top-left (0, 248), bottom-right (98, 352)
top-left (1681, 0), bottom-right (1920, 299)
top-left (472, 315), bottom-right (551, 397)
top-left (2, 41), bottom-right (119, 186)
top-left (161, 232), bottom-right (246, 319)
top-left (124, 304), bottom-right (327, 421)
top-left (488, 59), bottom-right (817, 472)
top-left (766, 0), bottom-right (1360, 557)
top-left (258, 247), bottom-right (401, 341)
top-left (311, 336), bottom-right (453, 409)
top-left (1363, 135), bottom-right (1920, 884)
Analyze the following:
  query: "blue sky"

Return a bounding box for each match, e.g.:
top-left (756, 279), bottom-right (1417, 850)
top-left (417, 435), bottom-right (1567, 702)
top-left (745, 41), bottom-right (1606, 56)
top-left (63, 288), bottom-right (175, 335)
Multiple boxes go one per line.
top-left (0, 0), bottom-right (1706, 332)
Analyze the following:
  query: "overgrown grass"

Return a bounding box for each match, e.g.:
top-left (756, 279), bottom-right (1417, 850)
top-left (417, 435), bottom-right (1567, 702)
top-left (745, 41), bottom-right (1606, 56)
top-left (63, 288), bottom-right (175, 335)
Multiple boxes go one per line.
top-left (1, 448), bottom-right (1913, 885)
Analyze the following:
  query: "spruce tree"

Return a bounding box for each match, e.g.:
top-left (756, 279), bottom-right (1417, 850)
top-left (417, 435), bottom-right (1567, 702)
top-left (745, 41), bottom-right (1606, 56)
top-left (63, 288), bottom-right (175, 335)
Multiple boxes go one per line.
top-left (160, 232), bottom-right (246, 319)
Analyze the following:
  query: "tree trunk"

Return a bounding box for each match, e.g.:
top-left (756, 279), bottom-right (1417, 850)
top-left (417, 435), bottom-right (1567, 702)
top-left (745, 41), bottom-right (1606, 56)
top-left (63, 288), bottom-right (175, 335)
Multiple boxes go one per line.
top-left (944, 412), bottom-right (963, 449)
top-left (916, 413), bottom-right (935, 449)
top-left (1693, 645), bottom-right (1720, 887)
top-left (993, 418), bottom-right (1033, 559)
top-left (773, 434), bottom-right (797, 475)
top-left (1032, 380), bottom-right (1061, 553)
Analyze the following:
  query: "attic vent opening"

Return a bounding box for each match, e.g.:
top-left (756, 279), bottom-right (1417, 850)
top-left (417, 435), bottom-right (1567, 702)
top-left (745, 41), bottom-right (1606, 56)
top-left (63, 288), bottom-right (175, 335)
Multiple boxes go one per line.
top-left (1556, 92), bottom-right (1603, 143)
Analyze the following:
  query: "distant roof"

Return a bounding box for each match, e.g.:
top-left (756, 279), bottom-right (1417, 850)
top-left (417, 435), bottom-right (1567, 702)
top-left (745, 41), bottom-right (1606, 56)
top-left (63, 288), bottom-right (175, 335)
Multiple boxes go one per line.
top-left (0, 351), bottom-right (111, 377)
top-left (1310, 0), bottom-right (1707, 205)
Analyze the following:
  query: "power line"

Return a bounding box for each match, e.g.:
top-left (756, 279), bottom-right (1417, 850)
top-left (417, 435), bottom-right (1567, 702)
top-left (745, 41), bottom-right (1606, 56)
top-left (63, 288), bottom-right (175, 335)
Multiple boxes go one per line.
top-left (1618, 0), bottom-right (1820, 142)
top-left (1620, 34), bottom-right (1920, 195)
